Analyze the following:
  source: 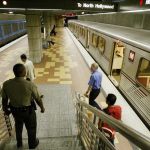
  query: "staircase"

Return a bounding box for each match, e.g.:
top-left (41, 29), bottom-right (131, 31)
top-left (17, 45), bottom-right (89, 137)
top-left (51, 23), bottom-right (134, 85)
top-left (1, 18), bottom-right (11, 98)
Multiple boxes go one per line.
top-left (1, 87), bottom-right (150, 150)
top-left (3, 136), bottom-right (84, 150)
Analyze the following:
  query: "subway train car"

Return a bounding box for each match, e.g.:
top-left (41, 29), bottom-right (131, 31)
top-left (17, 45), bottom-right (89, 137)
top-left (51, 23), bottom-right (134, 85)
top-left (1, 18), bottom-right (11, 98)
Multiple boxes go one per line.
top-left (68, 20), bottom-right (150, 129)
top-left (0, 20), bottom-right (26, 47)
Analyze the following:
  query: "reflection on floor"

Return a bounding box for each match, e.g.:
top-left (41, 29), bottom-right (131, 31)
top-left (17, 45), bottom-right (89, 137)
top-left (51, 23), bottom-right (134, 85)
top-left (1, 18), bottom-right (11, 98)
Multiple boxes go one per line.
top-left (34, 28), bottom-right (77, 84)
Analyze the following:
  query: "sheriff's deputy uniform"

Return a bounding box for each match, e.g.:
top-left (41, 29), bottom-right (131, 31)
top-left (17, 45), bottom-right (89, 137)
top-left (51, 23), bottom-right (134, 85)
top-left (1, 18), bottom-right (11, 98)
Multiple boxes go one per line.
top-left (2, 64), bottom-right (45, 149)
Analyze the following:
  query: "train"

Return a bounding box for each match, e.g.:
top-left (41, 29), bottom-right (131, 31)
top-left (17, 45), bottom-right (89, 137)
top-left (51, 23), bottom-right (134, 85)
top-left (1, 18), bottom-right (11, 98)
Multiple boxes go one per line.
top-left (0, 19), bottom-right (26, 47)
top-left (68, 20), bottom-right (150, 129)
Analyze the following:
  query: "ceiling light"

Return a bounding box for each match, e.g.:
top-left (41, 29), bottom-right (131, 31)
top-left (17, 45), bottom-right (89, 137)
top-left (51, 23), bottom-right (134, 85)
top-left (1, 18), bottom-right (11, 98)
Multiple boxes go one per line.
top-left (9, 11), bottom-right (13, 14)
top-left (2, 0), bottom-right (7, 6)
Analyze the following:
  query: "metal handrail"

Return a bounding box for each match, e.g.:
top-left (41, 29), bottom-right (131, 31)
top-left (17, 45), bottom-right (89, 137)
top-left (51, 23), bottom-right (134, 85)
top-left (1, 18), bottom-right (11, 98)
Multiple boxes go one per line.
top-left (76, 105), bottom-right (116, 150)
top-left (75, 92), bottom-right (150, 150)
top-left (0, 87), bottom-right (13, 141)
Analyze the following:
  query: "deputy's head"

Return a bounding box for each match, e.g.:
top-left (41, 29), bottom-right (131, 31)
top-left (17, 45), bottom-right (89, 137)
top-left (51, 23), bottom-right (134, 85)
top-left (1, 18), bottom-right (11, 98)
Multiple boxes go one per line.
top-left (20, 54), bottom-right (27, 63)
top-left (13, 63), bottom-right (26, 77)
top-left (90, 63), bottom-right (98, 72)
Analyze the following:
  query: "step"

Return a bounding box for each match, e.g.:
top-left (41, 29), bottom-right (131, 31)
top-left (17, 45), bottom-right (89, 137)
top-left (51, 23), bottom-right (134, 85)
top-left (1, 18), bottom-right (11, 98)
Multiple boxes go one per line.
top-left (3, 137), bottom-right (84, 150)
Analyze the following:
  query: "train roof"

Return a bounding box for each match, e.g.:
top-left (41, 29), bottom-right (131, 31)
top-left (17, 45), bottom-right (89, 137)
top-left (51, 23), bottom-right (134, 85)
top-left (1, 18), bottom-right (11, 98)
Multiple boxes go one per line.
top-left (69, 20), bottom-right (150, 52)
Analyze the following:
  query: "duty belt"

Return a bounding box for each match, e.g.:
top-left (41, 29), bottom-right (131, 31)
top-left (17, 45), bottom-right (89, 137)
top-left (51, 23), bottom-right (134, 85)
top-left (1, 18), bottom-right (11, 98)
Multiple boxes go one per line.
top-left (10, 105), bottom-right (32, 112)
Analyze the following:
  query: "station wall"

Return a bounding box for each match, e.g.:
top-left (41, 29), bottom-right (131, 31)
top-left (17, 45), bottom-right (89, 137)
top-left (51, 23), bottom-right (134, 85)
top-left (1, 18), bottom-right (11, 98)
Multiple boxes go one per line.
top-left (78, 12), bottom-right (150, 30)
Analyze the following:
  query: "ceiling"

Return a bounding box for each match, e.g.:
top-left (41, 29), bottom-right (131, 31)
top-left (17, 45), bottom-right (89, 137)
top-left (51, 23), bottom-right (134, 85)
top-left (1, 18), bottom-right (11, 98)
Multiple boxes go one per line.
top-left (0, 0), bottom-right (150, 16)
top-left (0, 0), bottom-right (121, 15)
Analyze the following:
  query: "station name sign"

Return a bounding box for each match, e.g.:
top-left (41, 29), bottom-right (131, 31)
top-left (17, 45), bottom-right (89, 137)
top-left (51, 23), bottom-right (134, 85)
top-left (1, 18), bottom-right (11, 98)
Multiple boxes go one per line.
top-left (77, 2), bottom-right (115, 9)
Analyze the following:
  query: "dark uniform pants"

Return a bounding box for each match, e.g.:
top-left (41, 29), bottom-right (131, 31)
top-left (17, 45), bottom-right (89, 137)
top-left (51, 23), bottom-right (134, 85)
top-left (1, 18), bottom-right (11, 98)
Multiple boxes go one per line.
top-left (11, 107), bottom-right (37, 147)
top-left (89, 89), bottom-right (101, 110)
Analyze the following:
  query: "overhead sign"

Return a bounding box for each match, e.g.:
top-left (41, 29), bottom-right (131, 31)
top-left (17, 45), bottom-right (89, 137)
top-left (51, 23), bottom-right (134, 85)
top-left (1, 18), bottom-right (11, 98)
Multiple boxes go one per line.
top-left (146, 0), bottom-right (150, 4)
top-left (77, 2), bottom-right (115, 9)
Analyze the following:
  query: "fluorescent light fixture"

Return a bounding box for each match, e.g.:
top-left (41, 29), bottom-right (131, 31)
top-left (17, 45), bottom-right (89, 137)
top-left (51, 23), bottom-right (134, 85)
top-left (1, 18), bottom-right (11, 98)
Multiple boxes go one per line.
top-left (2, 0), bottom-right (7, 6)
top-left (26, 8), bottom-right (63, 11)
top-left (122, 9), bottom-right (150, 13)
top-left (9, 11), bottom-right (13, 14)
top-left (0, 8), bottom-right (25, 11)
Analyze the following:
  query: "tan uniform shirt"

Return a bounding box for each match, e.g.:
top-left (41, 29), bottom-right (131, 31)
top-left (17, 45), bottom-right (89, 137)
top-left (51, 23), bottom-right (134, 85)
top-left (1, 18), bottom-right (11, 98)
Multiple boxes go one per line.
top-left (2, 77), bottom-right (41, 107)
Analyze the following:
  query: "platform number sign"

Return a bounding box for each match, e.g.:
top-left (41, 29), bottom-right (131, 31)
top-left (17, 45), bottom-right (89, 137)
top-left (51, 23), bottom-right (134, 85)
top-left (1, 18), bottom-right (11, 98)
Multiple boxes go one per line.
top-left (128, 50), bottom-right (135, 62)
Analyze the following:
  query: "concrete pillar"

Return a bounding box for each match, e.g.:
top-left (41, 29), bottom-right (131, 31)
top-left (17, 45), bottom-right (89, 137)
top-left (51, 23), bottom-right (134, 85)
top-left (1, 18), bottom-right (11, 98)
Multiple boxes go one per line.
top-left (56, 16), bottom-right (64, 27)
top-left (50, 15), bottom-right (56, 29)
top-left (44, 15), bottom-right (51, 38)
top-left (26, 14), bottom-right (42, 63)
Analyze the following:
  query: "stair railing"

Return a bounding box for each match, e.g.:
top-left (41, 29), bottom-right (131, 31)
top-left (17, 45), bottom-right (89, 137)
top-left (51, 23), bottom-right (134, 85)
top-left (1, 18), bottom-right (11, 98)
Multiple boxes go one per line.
top-left (75, 92), bottom-right (150, 150)
top-left (0, 88), bottom-right (14, 143)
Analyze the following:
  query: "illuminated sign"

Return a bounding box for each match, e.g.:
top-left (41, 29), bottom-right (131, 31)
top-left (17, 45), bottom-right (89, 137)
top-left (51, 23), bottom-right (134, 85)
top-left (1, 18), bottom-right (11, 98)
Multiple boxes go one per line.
top-left (139, 0), bottom-right (144, 6)
top-left (146, 0), bottom-right (150, 4)
top-left (77, 3), bottom-right (115, 9)
top-left (140, 0), bottom-right (150, 6)
top-left (128, 50), bottom-right (135, 62)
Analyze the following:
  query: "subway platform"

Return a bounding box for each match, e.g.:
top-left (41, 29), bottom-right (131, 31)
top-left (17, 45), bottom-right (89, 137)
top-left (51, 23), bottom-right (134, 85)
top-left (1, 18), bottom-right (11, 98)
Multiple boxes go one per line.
top-left (0, 28), bottom-right (149, 150)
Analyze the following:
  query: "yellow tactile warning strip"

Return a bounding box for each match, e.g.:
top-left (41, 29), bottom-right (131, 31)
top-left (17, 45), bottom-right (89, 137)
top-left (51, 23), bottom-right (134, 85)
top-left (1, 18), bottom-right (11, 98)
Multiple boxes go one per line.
top-left (34, 28), bottom-right (77, 84)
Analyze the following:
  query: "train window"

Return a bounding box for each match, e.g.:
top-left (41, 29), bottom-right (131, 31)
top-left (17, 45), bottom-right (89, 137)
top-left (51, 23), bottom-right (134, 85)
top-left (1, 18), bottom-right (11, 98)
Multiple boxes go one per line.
top-left (0, 26), bottom-right (3, 37)
top-left (3, 24), bottom-right (11, 35)
top-left (41, 27), bottom-right (44, 33)
top-left (137, 58), bottom-right (150, 91)
top-left (98, 36), bottom-right (105, 53)
top-left (82, 29), bottom-right (85, 38)
top-left (80, 27), bottom-right (81, 35)
top-left (19, 23), bottom-right (23, 30)
top-left (92, 33), bottom-right (98, 47)
top-left (12, 23), bottom-right (19, 32)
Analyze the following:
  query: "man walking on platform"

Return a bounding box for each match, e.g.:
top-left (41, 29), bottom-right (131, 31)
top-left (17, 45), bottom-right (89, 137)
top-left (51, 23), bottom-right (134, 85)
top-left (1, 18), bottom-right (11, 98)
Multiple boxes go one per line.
top-left (85, 63), bottom-right (102, 110)
top-left (2, 63), bottom-right (45, 149)
top-left (20, 54), bottom-right (35, 81)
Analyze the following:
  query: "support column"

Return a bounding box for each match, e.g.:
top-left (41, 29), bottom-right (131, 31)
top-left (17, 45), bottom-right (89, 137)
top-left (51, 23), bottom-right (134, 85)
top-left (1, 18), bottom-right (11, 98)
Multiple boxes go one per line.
top-left (26, 14), bottom-right (42, 63)
top-left (50, 15), bottom-right (56, 29)
top-left (44, 16), bottom-right (51, 37)
top-left (56, 16), bottom-right (64, 27)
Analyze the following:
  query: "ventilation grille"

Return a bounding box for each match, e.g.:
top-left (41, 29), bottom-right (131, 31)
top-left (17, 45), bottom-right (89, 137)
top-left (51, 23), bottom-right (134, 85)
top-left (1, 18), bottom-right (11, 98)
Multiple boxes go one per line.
top-left (120, 74), bottom-right (150, 126)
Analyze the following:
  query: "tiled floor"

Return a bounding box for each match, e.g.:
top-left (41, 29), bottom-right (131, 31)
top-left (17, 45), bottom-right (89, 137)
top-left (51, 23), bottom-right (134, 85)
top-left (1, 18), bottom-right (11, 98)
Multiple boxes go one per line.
top-left (34, 28), bottom-right (77, 84)
top-left (0, 37), bottom-right (28, 85)
top-left (3, 85), bottom-right (78, 150)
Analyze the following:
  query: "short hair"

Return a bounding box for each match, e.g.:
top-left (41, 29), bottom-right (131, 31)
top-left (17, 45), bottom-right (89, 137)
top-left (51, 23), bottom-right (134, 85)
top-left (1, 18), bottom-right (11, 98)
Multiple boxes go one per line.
top-left (13, 63), bottom-right (26, 77)
top-left (91, 63), bottom-right (98, 70)
top-left (20, 54), bottom-right (27, 60)
top-left (106, 94), bottom-right (117, 105)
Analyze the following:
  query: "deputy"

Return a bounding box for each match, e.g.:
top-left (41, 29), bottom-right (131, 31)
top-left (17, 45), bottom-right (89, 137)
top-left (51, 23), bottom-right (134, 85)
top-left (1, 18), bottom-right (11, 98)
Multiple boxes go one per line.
top-left (2, 63), bottom-right (45, 149)
top-left (85, 63), bottom-right (102, 110)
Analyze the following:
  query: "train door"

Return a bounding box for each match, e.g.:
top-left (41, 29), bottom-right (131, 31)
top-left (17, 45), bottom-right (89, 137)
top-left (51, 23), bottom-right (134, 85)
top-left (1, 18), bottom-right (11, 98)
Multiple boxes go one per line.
top-left (110, 41), bottom-right (125, 85)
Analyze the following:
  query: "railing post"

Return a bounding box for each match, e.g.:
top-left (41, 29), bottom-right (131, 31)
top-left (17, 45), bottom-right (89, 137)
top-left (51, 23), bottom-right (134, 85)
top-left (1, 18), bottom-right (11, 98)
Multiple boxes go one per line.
top-left (4, 114), bottom-right (12, 136)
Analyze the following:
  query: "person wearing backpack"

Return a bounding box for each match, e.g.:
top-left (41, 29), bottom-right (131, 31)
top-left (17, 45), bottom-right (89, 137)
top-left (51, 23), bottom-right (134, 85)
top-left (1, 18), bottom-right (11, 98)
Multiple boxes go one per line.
top-left (98, 93), bottom-right (122, 145)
